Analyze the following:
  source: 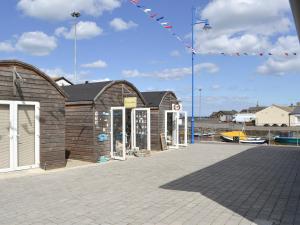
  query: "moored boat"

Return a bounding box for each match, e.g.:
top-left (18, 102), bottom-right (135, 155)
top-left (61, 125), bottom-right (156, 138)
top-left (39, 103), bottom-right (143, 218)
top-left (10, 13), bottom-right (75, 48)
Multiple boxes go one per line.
top-left (220, 131), bottom-right (267, 144)
top-left (274, 136), bottom-right (300, 145)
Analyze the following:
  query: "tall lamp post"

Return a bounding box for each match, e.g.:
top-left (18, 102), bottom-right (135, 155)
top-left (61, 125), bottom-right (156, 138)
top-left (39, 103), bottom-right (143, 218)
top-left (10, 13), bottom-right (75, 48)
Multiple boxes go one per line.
top-left (71, 11), bottom-right (81, 84)
top-left (191, 7), bottom-right (211, 144)
top-left (198, 88), bottom-right (202, 120)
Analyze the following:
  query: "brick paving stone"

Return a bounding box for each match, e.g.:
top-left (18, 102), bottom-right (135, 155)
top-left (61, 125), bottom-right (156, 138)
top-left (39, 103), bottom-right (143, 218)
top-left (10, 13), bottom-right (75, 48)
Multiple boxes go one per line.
top-left (0, 144), bottom-right (300, 225)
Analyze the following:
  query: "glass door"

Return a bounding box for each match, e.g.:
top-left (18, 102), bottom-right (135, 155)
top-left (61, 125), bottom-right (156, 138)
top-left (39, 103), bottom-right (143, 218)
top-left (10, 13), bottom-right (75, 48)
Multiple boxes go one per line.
top-left (178, 111), bottom-right (188, 146)
top-left (165, 110), bottom-right (179, 149)
top-left (132, 108), bottom-right (151, 151)
top-left (111, 107), bottom-right (126, 160)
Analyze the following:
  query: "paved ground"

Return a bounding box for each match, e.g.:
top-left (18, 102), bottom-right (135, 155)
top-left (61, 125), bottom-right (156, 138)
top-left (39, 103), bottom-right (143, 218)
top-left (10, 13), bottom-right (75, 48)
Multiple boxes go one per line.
top-left (1, 144), bottom-right (300, 225)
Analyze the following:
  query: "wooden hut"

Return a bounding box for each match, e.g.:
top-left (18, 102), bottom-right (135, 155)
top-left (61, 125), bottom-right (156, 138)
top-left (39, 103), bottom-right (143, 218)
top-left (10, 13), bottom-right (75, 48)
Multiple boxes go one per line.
top-left (0, 60), bottom-right (66, 172)
top-left (63, 80), bottom-right (151, 162)
top-left (141, 91), bottom-right (188, 150)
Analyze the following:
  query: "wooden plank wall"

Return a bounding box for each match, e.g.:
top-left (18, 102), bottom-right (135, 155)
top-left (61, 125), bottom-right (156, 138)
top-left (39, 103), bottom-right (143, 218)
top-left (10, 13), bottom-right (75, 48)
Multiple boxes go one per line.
top-left (0, 65), bottom-right (66, 169)
top-left (65, 104), bottom-right (97, 162)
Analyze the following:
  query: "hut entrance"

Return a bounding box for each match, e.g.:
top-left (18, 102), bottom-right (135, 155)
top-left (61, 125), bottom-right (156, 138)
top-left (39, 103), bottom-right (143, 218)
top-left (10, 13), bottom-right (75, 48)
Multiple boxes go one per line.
top-left (111, 107), bottom-right (151, 160)
top-left (165, 110), bottom-right (188, 149)
top-left (0, 101), bottom-right (40, 172)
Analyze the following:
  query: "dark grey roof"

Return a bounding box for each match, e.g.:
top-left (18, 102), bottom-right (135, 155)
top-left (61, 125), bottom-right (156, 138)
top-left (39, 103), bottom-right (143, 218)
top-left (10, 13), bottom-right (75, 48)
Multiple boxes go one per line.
top-left (62, 81), bottom-right (112, 102)
top-left (142, 91), bottom-right (171, 107)
top-left (291, 106), bottom-right (300, 115)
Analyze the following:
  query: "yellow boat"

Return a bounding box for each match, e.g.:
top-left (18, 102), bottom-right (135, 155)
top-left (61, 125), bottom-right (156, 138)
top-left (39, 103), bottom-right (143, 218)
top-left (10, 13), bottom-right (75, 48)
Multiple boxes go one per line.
top-left (220, 131), bottom-right (247, 142)
top-left (220, 131), bottom-right (267, 144)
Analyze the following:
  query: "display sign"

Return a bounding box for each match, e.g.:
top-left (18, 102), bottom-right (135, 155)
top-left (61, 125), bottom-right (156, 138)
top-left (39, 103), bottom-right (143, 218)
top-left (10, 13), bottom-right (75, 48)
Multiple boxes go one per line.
top-left (172, 103), bottom-right (182, 111)
top-left (124, 97), bottom-right (137, 108)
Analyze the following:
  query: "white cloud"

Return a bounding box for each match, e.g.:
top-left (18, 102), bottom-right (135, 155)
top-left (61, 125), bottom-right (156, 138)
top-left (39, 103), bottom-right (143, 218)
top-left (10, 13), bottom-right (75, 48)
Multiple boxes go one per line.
top-left (211, 84), bottom-right (221, 90)
top-left (16, 31), bottom-right (57, 56)
top-left (90, 78), bottom-right (110, 82)
top-left (257, 35), bottom-right (300, 75)
top-left (195, 0), bottom-right (292, 54)
top-left (55, 21), bottom-right (103, 40)
top-left (42, 68), bottom-right (72, 78)
top-left (17, 0), bottom-right (122, 21)
top-left (109, 18), bottom-right (138, 31)
top-left (0, 42), bottom-right (15, 52)
top-left (122, 63), bottom-right (219, 80)
top-left (170, 50), bottom-right (181, 57)
top-left (81, 60), bottom-right (108, 68)
top-left (201, 0), bottom-right (291, 36)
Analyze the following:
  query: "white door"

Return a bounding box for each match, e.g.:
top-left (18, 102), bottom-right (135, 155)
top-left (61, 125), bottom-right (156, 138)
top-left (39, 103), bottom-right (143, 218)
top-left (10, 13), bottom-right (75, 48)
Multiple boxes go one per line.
top-left (165, 110), bottom-right (179, 149)
top-left (111, 107), bottom-right (126, 160)
top-left (0, 104), bottom-right (11, 171)
top-left (0, 101), bottom-right (40, 172)
top-left (178, 111), bottom-right (188, 147)
top-left (132, 108), bottom-right (151, 151)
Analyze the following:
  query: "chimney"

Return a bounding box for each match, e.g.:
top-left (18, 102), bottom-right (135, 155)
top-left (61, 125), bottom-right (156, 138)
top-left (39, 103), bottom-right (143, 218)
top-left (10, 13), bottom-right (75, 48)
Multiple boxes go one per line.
top-left (85, 81), bottom-right (89, 84)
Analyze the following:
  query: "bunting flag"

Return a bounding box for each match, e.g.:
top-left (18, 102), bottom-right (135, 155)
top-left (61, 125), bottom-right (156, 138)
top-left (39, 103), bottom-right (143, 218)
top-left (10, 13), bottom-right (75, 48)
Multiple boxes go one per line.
top-left (130, 1), bottom-right (299, 57)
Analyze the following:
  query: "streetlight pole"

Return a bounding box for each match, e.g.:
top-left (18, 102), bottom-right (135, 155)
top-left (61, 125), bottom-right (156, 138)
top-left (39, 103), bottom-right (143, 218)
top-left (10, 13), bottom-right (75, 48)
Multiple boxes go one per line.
top-left (199, 88), bottom-right (202, 120)
top-left (71, 11), bottom-right (81, 84)
top-left (191, 7), bottom-right (211, 144)
top-left (191, 7), bottom-right (195, 144)
top-left (198, 88), bottom-right (202, 142)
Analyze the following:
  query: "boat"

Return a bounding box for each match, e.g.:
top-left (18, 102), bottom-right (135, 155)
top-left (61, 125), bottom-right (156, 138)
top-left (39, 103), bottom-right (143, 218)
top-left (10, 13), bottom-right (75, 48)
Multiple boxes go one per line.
top-left (220, 131), bottom-right (267, 144)
top-left (274, 136), bottom-right (300, 145)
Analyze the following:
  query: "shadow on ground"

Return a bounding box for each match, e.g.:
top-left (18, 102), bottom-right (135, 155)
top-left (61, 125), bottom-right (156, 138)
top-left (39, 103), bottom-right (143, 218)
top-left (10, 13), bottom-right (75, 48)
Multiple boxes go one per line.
top-left (160, 146), bottom-right (300, 225)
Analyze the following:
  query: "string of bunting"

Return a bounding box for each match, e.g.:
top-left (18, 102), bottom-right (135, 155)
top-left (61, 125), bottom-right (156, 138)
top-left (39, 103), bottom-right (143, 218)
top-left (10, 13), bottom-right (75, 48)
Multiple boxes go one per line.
top-left (130, 0), bottom-right (299, 57)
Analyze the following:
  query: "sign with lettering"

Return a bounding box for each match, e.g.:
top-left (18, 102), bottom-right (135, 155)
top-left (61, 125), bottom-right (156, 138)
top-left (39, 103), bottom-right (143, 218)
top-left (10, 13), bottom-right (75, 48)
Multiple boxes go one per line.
top-left (124, 97), bottom-right (137, 108)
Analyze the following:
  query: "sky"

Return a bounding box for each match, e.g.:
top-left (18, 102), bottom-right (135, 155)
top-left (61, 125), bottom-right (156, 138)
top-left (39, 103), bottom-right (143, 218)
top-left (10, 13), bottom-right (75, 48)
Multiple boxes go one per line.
top-left (0, 0), bottom-right (300, 116)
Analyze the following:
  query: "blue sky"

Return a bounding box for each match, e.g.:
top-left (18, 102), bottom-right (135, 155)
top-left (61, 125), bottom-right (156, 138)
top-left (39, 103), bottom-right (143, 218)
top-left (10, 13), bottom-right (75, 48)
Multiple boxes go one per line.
top-left (0, 0), bottom-right (299, 116)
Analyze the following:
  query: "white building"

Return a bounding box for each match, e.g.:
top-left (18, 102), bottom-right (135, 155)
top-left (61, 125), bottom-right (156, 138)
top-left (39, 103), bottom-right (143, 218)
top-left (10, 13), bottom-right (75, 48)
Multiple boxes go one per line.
top-left (233, 113), bottom-right (256, 123)
top-left (53, 77), bottom-right (73, 86)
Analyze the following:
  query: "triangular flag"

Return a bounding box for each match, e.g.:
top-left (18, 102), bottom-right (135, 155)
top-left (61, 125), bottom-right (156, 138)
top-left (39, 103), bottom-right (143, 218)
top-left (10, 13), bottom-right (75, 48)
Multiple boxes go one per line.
top-left (150, 13), bottom-right (158, 18)
top-left (161, 22), bottom-right (168, 26)
top-left (285, 53), bottom-right (289, 56)
top-left (130, 0), bottom-right (140, 4)
top-left (144, 9), bottom-right (151, 13)
top-left (156, 16), bottom-right (164, 21)
top-left (164, 26), bottom-right (173, 29)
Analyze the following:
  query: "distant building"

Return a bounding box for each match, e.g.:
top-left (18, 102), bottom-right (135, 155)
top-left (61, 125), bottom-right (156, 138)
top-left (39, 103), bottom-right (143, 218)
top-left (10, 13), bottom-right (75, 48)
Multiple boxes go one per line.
top-left (233, 113), bottom-right (256, 124)
top-left (210, 110), bottom-right (237, 122)
top-left (53, 77), bottom-right (73, 86)
top-left (240, 106), bottom-right (266, 114)
top-left (255, 105), bottom-right (296, 127)
top-left (290, 106), bottom-right (300, 126)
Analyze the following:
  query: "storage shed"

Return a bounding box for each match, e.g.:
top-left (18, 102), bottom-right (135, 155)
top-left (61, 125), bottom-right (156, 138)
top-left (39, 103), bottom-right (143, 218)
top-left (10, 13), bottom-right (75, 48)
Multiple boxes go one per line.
top-left (0, 60), bottom-right (66, 172)
top-left (142, 91), bottom-right (187, 150)
top-left (63, 80), bottom-right (151, 161)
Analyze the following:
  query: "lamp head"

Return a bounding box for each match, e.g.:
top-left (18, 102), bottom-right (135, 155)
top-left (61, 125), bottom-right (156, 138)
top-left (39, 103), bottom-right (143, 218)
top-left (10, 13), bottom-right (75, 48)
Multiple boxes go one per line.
top-left (71, 11), bottom-right (81, 18)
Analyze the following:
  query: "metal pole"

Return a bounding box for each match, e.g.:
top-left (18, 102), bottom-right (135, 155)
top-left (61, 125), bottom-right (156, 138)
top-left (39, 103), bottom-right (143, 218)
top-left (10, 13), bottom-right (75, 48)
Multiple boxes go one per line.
top-left (191, 7), bottom-right (195, 144)
top-left (199, 88), bottom-right (202, 143)
top-left (71, 11), bottom-right (80, 84)
top-left (74, 21), bottom-right (77, 83)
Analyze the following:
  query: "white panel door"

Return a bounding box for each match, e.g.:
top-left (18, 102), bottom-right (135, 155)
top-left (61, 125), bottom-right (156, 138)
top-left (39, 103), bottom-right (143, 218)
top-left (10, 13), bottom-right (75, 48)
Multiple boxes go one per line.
top-left (17, 105), bottom-right (36, 167)
top-left (0, 101), bottom-right (40, 172)
top-left (0, 104), bottom-right (11, 171)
